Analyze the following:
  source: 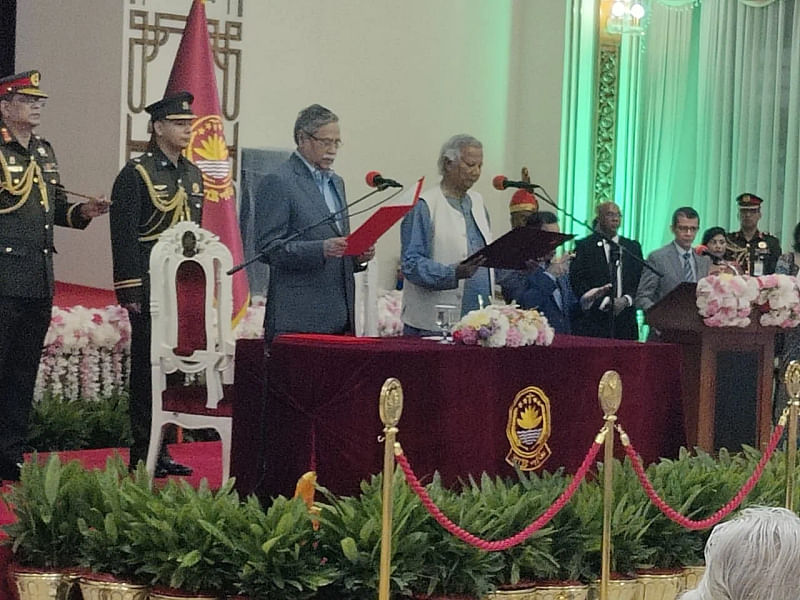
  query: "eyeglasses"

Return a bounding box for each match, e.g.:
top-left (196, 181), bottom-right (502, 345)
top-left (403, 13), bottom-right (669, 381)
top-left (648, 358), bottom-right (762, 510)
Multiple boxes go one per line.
top-left (675, 225), bottom-right (699, 233)
top-left (306, 132), bottom-right (343, 149)
top-left (13, 95), bottom-right (46, 107)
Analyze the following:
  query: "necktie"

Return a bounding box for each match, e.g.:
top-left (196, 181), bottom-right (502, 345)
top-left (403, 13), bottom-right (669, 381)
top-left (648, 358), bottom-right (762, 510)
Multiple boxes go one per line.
top-left (315, 171), bottom-right (341, 230)
top-left (683, 252), bottom-right (695, 282)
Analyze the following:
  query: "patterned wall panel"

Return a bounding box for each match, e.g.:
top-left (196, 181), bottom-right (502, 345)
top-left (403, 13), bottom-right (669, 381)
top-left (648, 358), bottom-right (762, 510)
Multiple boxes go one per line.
top-left (123, 0), bottom-right (242, 177)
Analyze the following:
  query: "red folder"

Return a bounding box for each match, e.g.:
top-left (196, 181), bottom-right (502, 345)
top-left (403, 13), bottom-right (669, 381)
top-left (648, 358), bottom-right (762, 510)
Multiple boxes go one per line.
top-left (345, 177), bottom-right (424, 256)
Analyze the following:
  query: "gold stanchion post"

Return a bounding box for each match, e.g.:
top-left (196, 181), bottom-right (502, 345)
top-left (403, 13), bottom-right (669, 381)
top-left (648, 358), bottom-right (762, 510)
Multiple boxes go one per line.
top-left (784, 361), bottom-right (800, 510)
top-left (378, 378), bottom-right (404, 600)
top-left (598, 370), bottom-right (622, 600)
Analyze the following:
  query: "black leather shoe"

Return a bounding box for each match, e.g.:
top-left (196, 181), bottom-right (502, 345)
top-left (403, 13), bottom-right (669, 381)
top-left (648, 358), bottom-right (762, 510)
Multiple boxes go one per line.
top-left (154, 457), bottom-right (193, 478)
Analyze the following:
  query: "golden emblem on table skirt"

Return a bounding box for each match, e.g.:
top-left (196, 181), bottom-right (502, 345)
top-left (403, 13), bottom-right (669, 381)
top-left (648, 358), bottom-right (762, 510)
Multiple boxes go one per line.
top-left (506, 385), bottom-right (552, 471)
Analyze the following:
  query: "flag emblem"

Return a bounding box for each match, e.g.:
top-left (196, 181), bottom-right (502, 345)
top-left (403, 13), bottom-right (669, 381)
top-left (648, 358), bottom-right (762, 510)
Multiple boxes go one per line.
top-left (187, 115), bottom-right (233, 204)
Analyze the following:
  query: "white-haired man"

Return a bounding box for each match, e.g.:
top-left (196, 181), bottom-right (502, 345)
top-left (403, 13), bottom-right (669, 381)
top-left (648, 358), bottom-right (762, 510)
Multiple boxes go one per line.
top-left (682, 507), bottom-right (800, 600)
top-left (400, 134), bottom-right (491, 336)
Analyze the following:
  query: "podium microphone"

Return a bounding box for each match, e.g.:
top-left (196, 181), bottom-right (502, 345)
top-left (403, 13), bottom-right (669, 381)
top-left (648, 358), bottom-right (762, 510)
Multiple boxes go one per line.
top-left (492, 175), bottom-right (539, 192)
top-left (365, 171), bottom-right (403, 190)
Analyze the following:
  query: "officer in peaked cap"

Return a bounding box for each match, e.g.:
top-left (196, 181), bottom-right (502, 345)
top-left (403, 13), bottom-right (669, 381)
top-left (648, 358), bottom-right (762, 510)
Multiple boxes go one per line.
top-left (109, 90), bottom-right (203, 478)
top-left (0, 70), bottom-right (108, 482)
top-left (726, 193), bottom-right (781, 276)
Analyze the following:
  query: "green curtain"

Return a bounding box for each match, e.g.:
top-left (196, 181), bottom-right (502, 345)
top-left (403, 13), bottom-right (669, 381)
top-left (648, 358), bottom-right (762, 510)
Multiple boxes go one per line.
top-left (633, 0), bottom-right (800, 254)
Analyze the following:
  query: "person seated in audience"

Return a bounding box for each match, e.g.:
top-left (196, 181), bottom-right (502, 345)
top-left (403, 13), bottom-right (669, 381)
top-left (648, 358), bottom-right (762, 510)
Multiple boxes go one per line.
top-left (681, 506), bottom-right (800, 600)
top-left (701, 227), bottom-right (741, 275)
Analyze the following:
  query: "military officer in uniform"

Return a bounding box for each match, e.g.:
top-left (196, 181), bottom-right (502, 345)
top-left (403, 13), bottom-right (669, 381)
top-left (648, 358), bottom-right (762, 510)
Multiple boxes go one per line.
top-left (0, 70), bottom-right (108, 482)
top-left (109, 91), bottom-right (203, 477)
top-left (726, 193), bottom-right (781, 276)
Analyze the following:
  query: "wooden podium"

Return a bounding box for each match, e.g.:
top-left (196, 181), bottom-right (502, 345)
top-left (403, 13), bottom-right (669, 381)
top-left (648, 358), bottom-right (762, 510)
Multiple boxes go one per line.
top-left (646, 282), bottom-right (775, 453)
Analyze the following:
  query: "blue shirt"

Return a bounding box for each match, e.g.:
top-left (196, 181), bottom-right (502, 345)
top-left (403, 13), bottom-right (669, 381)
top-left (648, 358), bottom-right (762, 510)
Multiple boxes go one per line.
top-left (400, 194), bottom-right (492, 316)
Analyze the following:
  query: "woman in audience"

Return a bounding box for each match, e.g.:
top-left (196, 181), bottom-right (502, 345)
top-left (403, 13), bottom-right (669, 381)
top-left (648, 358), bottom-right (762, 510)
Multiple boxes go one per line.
top-left (701, 227), bottom-right (741, 275)
top-left (681, 506), bottom-right (800, 600)
top-left (776, 221), bottom-right (800, 277)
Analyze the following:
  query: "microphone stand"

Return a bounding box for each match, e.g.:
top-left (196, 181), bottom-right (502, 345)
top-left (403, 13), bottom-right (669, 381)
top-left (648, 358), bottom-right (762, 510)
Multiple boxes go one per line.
top-left (526, 184), bottom-right (663, 339)
top-left (227, 186), bottom-right (401, 275)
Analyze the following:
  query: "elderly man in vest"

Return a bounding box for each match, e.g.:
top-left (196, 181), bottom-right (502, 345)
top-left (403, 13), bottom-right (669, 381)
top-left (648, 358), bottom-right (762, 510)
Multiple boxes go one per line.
top-left (400, 134), bottom-right (492, 336)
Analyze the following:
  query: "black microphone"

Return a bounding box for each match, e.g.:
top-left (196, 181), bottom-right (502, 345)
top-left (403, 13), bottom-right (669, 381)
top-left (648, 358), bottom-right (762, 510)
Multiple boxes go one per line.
top-left (492, 175), bottom-right (539, 191)
top-left (365, 171), bottom-right (403, 189)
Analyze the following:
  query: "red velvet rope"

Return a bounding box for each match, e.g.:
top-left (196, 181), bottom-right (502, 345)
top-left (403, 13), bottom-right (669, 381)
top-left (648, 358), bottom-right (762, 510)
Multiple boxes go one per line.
top-left (394, 440), bottom-right (603, 551)
top-left (621, 421), bottom-right (785, 530)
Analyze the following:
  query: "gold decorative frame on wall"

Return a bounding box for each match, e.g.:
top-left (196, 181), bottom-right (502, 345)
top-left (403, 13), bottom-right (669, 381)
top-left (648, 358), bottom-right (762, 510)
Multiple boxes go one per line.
top-left (124, 1), bottom-right (242, 178)
top-left (593, 0), bottom-right (622, 205)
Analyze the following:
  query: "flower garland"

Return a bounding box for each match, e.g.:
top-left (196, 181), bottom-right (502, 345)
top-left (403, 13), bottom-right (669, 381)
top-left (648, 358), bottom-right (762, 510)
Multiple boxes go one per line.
top-left (696, 274), bottom-right (800, 328)
top-left (35, 305), bottom-right (132, 402)
top-left (35, 302), bottom-right (271, 402)
top-left (452, 304), bottom-right (554, 348)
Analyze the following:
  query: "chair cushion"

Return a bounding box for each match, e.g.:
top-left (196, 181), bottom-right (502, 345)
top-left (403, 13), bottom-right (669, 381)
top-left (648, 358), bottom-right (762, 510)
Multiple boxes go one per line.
top-left (174, 260), bottom-right (208, 356)
top-left (162, 384), bottom-right (234, 417)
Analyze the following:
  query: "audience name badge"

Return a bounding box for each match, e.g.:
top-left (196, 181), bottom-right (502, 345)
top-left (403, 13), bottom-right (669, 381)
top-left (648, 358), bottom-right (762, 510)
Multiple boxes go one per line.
top-left (505, 386), bottom-right (552, 471)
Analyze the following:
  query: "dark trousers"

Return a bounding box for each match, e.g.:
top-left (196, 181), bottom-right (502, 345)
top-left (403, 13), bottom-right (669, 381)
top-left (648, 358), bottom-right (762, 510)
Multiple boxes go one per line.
top-left (0, 296), bottom-right (51, 480)
top-left (128, 309), bottom-right (176, 467)
top-left (127, 309), bottom-right (153, 466)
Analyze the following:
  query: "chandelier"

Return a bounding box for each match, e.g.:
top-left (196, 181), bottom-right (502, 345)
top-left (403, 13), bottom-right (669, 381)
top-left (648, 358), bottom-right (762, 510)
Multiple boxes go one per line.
top-left (607, 0), bottom-right (646, 35)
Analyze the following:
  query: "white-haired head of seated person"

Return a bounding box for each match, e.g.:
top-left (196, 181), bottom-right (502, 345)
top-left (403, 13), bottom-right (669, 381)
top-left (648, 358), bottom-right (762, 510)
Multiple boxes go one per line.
top-left (682, 506), bottom-right (800, 600)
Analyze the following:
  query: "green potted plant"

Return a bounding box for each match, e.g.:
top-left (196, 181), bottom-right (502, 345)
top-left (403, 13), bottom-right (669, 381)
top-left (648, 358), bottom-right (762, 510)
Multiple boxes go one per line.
top-left (76, 457), bottom-right (151, 599)
top-left (3, 453), bottom-right (100, 600)
top-left (460, 471), bottom-right (558, 590)
top-left (316, 470), bottom-right (432, 600)
top-left (131, 477), bottom-right (243, 599)
top-left (410, 475), bottom-right (504, 599)
top-left (223, 495), bottom-right (338, 599)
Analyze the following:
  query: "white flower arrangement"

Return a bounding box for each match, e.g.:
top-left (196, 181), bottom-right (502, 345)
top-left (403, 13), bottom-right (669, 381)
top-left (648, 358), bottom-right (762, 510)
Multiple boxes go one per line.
top-left (376, 289), bottom-right (403, 337)
top-left (35, 305), bottom-right (131, 402)
top-left (754, 274), bottom-right (800, 328)
top-left (35, 301), bottom-right (272, 402)
top-left (451, 303), bottom-right (554, 348)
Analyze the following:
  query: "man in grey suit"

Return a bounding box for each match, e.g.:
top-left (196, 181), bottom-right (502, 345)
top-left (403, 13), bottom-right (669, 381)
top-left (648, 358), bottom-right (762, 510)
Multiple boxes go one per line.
top-left (255, 104), bottom-right (374, 342)
top-left (636, 206), bottom-right (711, 313)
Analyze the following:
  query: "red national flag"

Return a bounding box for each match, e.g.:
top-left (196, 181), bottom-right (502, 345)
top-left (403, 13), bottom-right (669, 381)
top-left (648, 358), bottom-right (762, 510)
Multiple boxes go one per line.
top-left (165, 0), bottom-right (249, 325)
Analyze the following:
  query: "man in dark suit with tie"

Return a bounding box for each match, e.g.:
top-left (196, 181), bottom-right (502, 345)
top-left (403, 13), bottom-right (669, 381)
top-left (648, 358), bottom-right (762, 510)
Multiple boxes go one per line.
top-left (255, 104), bottom-right (374, 342)
top-left (569, 202), bottom-right (644, 340)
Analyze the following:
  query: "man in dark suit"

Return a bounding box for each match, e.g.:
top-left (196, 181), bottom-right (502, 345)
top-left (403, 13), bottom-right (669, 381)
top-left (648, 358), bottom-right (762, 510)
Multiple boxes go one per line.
top-left (255, 104), bottom-right (374, 342)
top-left (110, 91), bottom-right (203, 477)
top-left (0, 70), bottom-right (108, 482)
top-left (569, 201), bottom-right (644, 340)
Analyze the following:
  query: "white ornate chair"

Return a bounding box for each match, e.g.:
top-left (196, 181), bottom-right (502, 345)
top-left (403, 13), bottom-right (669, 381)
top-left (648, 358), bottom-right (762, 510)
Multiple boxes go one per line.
top-left (146, 221), bottom-right (235, 481)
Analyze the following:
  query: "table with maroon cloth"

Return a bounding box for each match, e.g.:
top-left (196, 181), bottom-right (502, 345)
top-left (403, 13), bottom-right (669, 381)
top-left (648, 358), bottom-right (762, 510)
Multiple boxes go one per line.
top-left (231, 334), bottom-right (685, 499)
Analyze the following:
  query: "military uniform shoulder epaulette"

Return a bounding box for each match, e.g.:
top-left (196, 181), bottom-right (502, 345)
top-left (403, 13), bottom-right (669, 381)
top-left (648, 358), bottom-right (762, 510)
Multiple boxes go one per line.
top-left (129, 152), bottom-right (156, 166)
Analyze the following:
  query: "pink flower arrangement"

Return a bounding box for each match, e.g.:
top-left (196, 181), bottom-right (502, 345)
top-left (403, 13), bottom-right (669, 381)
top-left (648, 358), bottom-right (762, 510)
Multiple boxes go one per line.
top-left (376, 289), bottom-right (403, 337)
top-left (695, 274), bottom-right (758, 327)
top-left (754, 274), bottom-right (800, 327)
top-left (695, 274), bottom-right (800, 328)
top-left (451, 304), bottom-right (554, 348)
